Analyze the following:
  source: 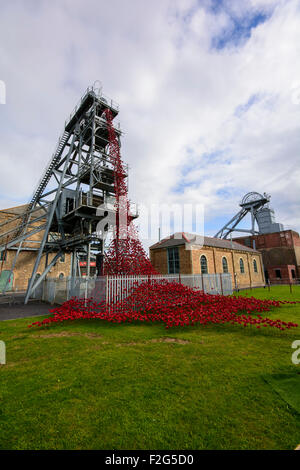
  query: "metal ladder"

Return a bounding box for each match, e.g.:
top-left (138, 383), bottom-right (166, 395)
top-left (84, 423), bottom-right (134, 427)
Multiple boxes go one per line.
top-left (29, 130), bottom-right (70, 209)
top-left (0, 129), bottom-right (71, 254)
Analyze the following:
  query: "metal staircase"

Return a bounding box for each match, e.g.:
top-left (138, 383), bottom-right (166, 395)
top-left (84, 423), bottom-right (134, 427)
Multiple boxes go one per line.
top-left (0, 130), bottom-right (71, 249)
top-left (29, 130), bottom-right (70, 209)
top-left (0, 84), bottom-right (129, 302)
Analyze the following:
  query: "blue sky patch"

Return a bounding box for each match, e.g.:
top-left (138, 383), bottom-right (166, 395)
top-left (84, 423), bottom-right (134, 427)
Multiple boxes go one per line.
top-left (172, 149), bottom-right (231, 195)
top-left (211, 9), bottom-right (271, 49)
top-left (234, 93), bottom-right (262, 117)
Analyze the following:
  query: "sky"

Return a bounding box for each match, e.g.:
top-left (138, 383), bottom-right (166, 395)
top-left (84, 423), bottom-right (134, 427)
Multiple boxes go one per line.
top-left (0, 0), bottom-right (300, 249)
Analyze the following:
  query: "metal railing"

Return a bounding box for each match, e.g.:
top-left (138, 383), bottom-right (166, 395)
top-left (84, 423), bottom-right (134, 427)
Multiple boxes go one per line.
top-left (233, 277), bottom-right (300, 292)
top-left (265, 277), bottom-right (300, 285)
top-left (64, 86), bottom-right (119, 130)
top-left (30, 273), bottom-right (233, 305)
top-left (263, 278), bottom-right (300, 293)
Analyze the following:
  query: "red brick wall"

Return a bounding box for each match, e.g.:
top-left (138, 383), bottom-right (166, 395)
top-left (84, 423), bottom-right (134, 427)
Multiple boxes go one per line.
top-left (233, 230), bottom-right (300, 279)
top-left (267, 264), bottom-right (297, 282)
top-left (234, 230), bottom-right (299, 249)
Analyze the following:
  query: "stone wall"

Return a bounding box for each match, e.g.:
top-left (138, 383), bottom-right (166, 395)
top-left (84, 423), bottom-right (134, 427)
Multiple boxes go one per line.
top-left (0, 206), bottom-right (72, 291)
top-left (149, 244), bottom-right (265, 289)
top-left (1, 249), bottom-right (72, 291)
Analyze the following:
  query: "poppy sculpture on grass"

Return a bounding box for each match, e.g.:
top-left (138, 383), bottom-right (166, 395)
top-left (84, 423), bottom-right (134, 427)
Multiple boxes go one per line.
top-left (29, 280), bottom-right (298, 331)
top-left (29, 110), bottom-right (298, 332)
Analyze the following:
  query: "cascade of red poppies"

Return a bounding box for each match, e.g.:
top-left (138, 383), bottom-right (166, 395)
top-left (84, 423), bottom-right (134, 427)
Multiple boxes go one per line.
top-left (29, 280), bottom-right (299, 331)
top-left (102, 109), bottom-right (157, 275)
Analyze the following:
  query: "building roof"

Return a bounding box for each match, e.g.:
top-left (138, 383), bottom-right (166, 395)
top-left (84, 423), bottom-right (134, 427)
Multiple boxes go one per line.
top-left (0, 204), bottom-right (46, 219)
top-left (149, 232), bottom-right (260, 253)
top-left (0, 204), bottom-right (29, 215)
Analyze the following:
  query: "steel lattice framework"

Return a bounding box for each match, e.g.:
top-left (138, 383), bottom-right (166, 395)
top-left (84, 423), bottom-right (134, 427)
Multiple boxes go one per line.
top-left (0, 84), bottom-right (137, 302)
top-left (214, 192), bottom-right (271, 239)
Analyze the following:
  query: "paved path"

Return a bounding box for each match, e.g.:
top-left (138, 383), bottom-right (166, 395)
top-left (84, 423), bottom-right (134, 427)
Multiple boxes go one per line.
top-left (0, 301), bottom-right (56, 321)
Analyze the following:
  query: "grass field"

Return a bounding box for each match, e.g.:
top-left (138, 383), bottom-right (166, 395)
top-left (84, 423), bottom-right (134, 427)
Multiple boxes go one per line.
top-left (0, 285), bottom-right (299, 450)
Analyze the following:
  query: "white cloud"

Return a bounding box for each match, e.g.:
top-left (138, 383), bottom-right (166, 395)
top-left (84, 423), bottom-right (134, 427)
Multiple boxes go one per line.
top-left (0, 0), bottom-right (300, 249)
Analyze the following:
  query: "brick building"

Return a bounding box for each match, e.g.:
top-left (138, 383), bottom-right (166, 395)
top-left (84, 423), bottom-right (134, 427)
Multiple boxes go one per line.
top-left (0, 205), bottom-right (72, 291)
top-left (150, 232), bottom-right (265, 289)
top-left (233, 229), bottom-right (300, 283)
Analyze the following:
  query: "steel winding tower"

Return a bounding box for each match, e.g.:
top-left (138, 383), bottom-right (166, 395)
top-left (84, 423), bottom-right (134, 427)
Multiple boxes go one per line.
top-left (214, 191), bottom-right (284, 239)
top-left (0, 84), bottom-right (133, 303)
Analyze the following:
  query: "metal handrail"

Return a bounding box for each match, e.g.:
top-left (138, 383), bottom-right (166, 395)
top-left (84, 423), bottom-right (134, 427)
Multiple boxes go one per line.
top-left (28, 130), bottom-right (69, 208)
top-left (64, 86), bottom-right (119, 130)
top-left (265, 278), bottom-right (300, 284)
top-left (64, 86), bottom-right (93, 129)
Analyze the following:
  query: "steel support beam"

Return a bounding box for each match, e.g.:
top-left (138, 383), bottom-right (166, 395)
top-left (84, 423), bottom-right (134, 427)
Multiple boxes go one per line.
top-left (30, 251), bottom-right (63, 293)
top-left (24, 131), bottom-right (78, 304)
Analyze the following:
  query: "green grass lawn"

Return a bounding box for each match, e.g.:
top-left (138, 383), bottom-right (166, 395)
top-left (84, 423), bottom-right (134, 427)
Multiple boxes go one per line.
top-left (0, 285), bottom-right (300, 450)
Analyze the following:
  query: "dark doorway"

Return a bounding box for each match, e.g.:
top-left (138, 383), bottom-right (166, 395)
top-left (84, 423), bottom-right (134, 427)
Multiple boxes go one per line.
top-left (291, 269), bottom-right (296, 279)
top-left (66, 197), bottom-right (74, 214)
top-left (275, 269), bottom-right (281, 279)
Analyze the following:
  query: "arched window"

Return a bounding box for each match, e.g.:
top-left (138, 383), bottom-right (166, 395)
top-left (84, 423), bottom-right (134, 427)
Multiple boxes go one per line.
top-left (200, 255), bottom-right (208, 274)
top-left (222, 257), bottom-right (228, 273)
top-left (240, 258), bottom-right (245, 274)
top-left (58, 273), bottom-right (64, 280)
top-left (167, 247), bottom-right (180, 274)
top-left (253, 259), bottom-right (258, 273)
